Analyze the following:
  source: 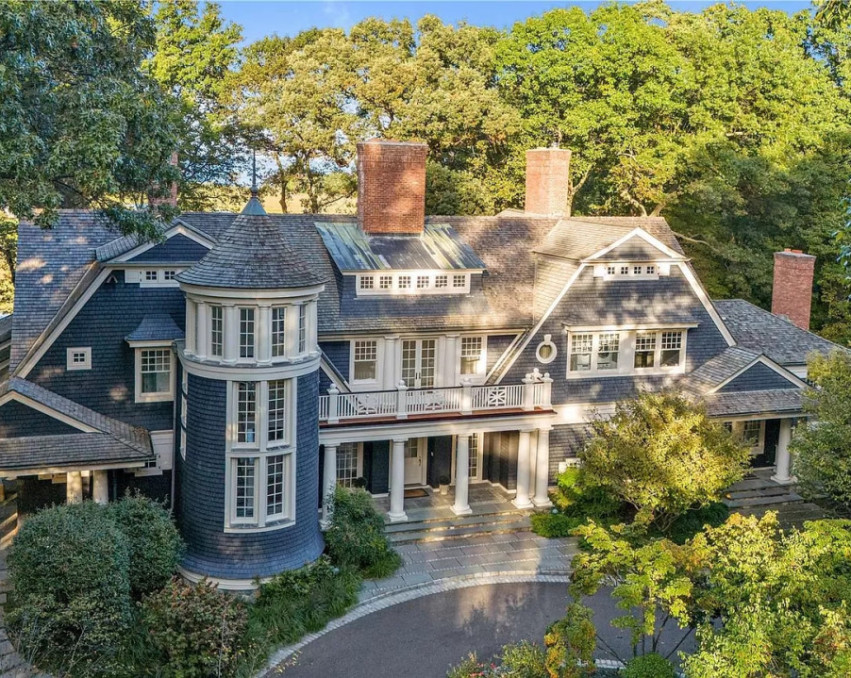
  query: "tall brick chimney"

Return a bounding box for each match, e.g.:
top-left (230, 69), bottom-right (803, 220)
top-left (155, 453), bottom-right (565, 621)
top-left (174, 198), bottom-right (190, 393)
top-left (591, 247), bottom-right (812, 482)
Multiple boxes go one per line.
top-left (149, 152), bottom-right (179, 209)
top-left (357, 139), bottom-right (428, 235)
top-left (772, 249), bottom-right (816, 330)
top-left (525, 148), bottom-right (572, 216)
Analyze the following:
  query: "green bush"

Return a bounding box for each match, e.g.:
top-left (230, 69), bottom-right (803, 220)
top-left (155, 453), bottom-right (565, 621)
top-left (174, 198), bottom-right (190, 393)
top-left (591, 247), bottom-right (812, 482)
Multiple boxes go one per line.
top-left (251, 556), bottom-right (360, 646)
top-left (141, 577), bottom-right (255, 678)
top-left (532, 467), bottom-right (622, 539)
top-left (325, 486), bottom-right (401, 577)
top-left (530, 511), bottom-right (584, 538)
top-left (7, 502), bottom-right (132, 676)
top-left (108, 492), bottom-right (184, 598)
top-left (446, 654), bottom-right (496, 678)
top-left (622, 652), bottom-right (676, 678)
top-left (665, 501), bottom-right (729, 544)
top-left (500, 641), bottom-right (547, 676)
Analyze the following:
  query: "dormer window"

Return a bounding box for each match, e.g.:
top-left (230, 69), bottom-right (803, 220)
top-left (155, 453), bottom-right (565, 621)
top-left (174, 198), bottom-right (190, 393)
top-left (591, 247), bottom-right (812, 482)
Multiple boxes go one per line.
top-left (453, 274), bottom-right (466, 288)
top-left (436, 275), bottom-right (448, 288)
top-left (399, 275), bottom-right (412, 290)
top-left (417, 275), bottom-right (429, 289)
top-left (379, 275), bottom-right (393, 289)
top-left (620, 265), bottom-right (629, 275)
top-left (595, 263), bottom-right (668, 280)
top-left (135, 346), bottom-right (174, 403)
top-left (359, 276), bottom-right (374, 291)
top-left (145, 270), bottom-right (158, 282)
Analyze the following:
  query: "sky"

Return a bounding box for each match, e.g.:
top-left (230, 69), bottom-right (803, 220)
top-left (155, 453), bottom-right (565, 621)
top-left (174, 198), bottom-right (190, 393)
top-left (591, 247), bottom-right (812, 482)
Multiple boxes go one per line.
top-left (216, 0), bottom-right (815, 44)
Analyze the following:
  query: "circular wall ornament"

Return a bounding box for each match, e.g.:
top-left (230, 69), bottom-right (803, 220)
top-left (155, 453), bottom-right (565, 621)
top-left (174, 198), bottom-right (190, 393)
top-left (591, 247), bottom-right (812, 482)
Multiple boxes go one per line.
top-left (536, 334), bottom-right (557, 364)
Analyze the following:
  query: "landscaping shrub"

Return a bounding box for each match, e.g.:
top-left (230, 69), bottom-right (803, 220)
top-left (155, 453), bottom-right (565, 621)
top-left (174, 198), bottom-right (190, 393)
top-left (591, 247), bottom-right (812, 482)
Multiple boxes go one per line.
top-left (665, 501), bottom-right (729, 544)
top-left (325, 486), bottom-right (401, 577)
top-left (500, 641), bottom-right (547, 676)
top-left (251, 555), bottom-right (360, 646)
top-left (446, 654), bottom-right (496, 678)
top-left (622, 652), bottom-right (676, 678)
top-left (108, 492), bottom-right (184, 597)
top-left (532, 468), bottom-right (622, 538)
top-left (141, 577), bottom-right (255, 678)
top-left (530, 511), bottom-right (584, 538)
top-left (7, 502), bottom-right (132, 676)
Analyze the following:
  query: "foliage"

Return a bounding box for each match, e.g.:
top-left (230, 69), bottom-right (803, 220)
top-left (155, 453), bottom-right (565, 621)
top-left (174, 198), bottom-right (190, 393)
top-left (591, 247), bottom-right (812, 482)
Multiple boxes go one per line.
top-left (325, 486), bottom-right (401, 578)
top-left (531, 467), bottom-right (623, 538)
top-left (500, 641), bottom-right (547, 677)
top-left (107, 492), bottom-right (184, 598)
top-left (0, 0), bottom-right (181, 237)
top-left (141, 577), bottom-right (255, 678)
top-left (0, 216), bottom-right (14, 314)
top-left (6, 502), bottom-right (132, 676)
top-left (580, 392), bottom-right (748, 530)
top-left (531, 512), bottom-right (586, 539)
top-left (622, 652), bottom-right (675, 678)
top-left (544, 603), bottom-right (597, 678)
top-left (791, 350), bottom-right (851, 509)
top-left (249, 556), bottom-right (360, 650)
top-left (663, 502), bottom-right (728, 545)
top-left (446, 654), bottom-right (496, 678)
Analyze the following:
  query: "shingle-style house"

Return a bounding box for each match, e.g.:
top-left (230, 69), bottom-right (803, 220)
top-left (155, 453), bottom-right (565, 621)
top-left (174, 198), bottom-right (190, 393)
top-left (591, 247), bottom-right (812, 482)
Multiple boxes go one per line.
top-left (0, 141), bottom-right (841, 588)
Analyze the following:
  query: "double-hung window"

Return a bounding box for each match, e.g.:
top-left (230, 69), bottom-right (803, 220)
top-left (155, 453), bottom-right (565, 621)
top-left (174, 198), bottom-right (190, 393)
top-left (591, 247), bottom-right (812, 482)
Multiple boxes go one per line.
top-left (336, 443), bottom-right (360, 488)
top-left (236, 382), bottom-right (257, 444)
top-left (569, 334), bottom-right (594, 372)
top-left (210, 305), bottom-right (223, 358)
top-left (660, 331), bottom-right (683, 367)
top-left (267, 380), bottom-right (287, 444)
top-left (272, 307), bottom-right (286, 357)
top-left (135, 347), bottom-right (173, 402)
top-left (634, 332), bottom-right (657, 368)
top-left (597, 333), bottom-right (620, 370)
top-left (460, 336), bottom-right (484, 376)
top-left (239, 308), bottom-right (255, 359)
top-left (353, 340), bottom-right (378, 381)
top-left (567, 329), bottom-right (686, 376)
top-left (298, 305), bottom-right (307, 353)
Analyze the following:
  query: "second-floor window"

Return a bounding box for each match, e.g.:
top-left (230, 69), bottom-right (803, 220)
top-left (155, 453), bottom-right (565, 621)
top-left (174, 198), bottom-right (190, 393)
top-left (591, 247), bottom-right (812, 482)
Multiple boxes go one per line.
top-left (298, 305), bottom-right (307, 353)
top-left (236, 381), bottom-right (257, 444)
top-left (210, 305), bottom-right (223, 357)
top-left (460, 336), bottom-right (484, 376)
top-left (567, 329), bottom-right (686, 377)
top-left (353, 340), bottom-right (378, 381)
top-left (135, 347), bottom-right (173, 402)
top-left (239, 308), bottom-right (255, 359)
top-left (634, 332), bottom-right (656, 368)
top-left (268, 379), bottom-right (287, 444)
top-left (272, 307), bottom-right (286, 357)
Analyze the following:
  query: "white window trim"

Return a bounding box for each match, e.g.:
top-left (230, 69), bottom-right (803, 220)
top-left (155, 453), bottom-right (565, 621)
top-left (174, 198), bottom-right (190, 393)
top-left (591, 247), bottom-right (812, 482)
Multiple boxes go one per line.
top-left (125, 268), bottom-right (185, 288)
top-left (350, 339), bottom-right (381, 386)
top-left (354, 271), bottom-right (473, 296)
top-left (458, 335), bottom-right (488, 383)
top-left (134, 345), bottom-right (175, 403)
top-left (66, 347), bottom-right (92, 371)
top-left (335, 442), bottom-right (364, 488)
top-left (566, 329), bottom-right (688, 378)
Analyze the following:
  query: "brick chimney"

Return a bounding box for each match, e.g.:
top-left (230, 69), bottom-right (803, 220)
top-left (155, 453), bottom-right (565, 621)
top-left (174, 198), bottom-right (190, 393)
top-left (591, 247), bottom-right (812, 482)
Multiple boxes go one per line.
top-left (772, 249), bottom-right (816, 330)
top-left (149, 152), bottom-right (179, 208)
top-left (357, 139), bottom-right (428, 234)
top-left (525, 148), bottom-right (572, 216)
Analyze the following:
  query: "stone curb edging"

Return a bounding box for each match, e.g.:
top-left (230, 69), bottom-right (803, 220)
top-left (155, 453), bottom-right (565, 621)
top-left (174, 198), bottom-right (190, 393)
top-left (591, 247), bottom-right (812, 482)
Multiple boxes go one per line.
top-left (258, 571), bottom-right (572, 677)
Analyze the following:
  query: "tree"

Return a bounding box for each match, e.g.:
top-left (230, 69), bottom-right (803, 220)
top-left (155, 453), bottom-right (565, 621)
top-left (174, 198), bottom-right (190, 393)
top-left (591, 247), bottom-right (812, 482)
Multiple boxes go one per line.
top-left (148, 0), bottom-right (245, 209)
top-left (0, 0), bottom-right (182, 238)
top-left (0, 217), bottom-right (15, 315)
top-left (790, 350), bottom-right (851, 509)
top-left (581, 392), bottom-right (749, 529)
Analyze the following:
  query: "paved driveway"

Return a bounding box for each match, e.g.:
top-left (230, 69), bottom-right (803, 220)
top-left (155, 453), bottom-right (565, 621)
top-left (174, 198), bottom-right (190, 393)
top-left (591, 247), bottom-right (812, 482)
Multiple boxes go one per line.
top-left (275, 582), bottom-right (695, 678)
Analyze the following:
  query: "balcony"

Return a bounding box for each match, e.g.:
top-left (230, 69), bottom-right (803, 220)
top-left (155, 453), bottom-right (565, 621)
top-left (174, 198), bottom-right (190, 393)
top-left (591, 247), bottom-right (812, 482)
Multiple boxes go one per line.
top-left (319, 370), bottom-right (553, 425)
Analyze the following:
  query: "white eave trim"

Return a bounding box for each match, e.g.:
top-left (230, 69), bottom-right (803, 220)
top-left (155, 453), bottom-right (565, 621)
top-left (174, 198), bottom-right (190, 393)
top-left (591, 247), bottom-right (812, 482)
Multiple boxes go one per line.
top-left (706, 355), bottom-right (808, 394)
top-left (585, 228), bottom-right (688, 262)
top-left (563, 322), bottom-right (699, 332)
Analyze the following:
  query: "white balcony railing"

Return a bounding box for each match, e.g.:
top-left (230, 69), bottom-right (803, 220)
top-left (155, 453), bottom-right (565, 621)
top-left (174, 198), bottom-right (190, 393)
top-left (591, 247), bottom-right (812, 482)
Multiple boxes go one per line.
top-left (319, 370), bottom-right (553, 424)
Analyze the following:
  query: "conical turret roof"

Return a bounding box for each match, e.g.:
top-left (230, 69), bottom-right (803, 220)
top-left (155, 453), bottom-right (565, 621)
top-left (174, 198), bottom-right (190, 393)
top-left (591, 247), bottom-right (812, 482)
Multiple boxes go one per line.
top-left (177, 197), bottom-right (325, 289)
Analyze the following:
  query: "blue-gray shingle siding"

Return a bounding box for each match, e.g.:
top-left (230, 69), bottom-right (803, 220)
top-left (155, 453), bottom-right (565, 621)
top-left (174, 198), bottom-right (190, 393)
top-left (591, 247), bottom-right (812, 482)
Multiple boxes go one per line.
top-left (718, 363), bottom-right (798, 393)
top-left (128, 234), bottom-right (209, 263)
top-left (320, 341), bottom-right (350, 381)
top-left (0, 400), bottom-right (82, 438)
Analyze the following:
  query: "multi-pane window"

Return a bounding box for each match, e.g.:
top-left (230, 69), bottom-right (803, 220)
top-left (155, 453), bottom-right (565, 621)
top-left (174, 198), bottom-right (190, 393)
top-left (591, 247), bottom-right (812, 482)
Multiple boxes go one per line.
top-left (743, 420), bottom-right (762, 447)
top-left (468, 434), bottom-right (479, 479)
top-left (268, 380), bottom-right (287, 444)
top-left (145, 270), bottom-right (158, 281)
top-left (417, 275), bottom-right (429, 289)
top-left (634, 332), bottom-right (657, 368)
top-left (606, 265), bottom-right (616, 275)
top-left (210, 305), bottom-right (223, 357)
top-left (272, 307), bottom-right (286, 357)
top-left (234, 458), bottom-right (256, 519)
top-left (453, 274), bottom-right (466, 288)
top-left (646, 265), bottom-right (656, 275)
top-left (140, 349), bottom-right (171, 394)
top-left (353, 340), bottom-right (378, 381)
top-left (336, 443), bottom-right (359, 488)
top-left (379, 275), bottom-right (393, 290)
top-left (298, 304), bottom-right (307, 353)
top-left (163, 270), bottom-right (178, 281)
top-left (435, 275), bottom-right (448, 288)
top-left (620, 265), bottom-right (629, 275)
top-left (660, 331), bottom-right (683, 367)
top-left (359, 276), bottom-right (374, 290)
top-left (570, 334), bottom-right (594, 372)
top-left (266, 454), bottom-right (285, 519)
top-left (398, 275), bottom-right (412, 290)
top-left (67, 347), bottom-right (91, 370)
top-left (239, 308), bottom-right (255, 359)
top-left (633, 266), bottom-right (642, 275)
top-left (236, 382), bottom-right (257, 444)
top-left (460, 337), bottom-right (483, 375)
top-left (597, 333), bottom-right (620, 370)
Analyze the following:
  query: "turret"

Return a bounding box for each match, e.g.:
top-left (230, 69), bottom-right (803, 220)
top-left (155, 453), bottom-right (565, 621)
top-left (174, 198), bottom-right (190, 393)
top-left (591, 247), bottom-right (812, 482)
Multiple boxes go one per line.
top-left (175, 191), bottom-right (326, 588)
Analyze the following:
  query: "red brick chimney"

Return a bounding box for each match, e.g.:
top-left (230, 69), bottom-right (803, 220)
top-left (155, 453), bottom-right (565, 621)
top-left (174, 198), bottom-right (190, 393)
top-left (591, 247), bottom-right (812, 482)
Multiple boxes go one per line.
top-left (149, 152), bottom-right (179, 208)
top-left (357, 139), bottom-right (428, 235)
top-left (772, 249), bottom-right (816, 330)
top-left (525, 148), bottom-right (571, 216)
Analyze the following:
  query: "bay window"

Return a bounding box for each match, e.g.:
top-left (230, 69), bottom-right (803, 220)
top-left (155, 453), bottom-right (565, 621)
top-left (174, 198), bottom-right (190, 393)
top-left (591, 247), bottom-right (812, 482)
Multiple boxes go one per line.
top-left (239, 308), bottom-right (255, 359)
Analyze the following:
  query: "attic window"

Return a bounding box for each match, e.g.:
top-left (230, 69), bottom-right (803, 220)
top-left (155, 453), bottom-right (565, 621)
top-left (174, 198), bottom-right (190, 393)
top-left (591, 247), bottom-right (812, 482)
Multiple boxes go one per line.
top-left (595, 263), bottom-right (667, 280)
top-left (359, 276), bottom-right (374, 291)
top-left (354, 271), bottom-right (472, 296)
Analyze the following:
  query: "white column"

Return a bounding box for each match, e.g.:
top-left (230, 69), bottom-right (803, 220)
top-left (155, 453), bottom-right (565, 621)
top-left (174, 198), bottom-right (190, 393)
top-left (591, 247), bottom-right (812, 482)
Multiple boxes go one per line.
top-left (528, 430), bottom-right (538, 501)
top-left (93, 470), bottom-right (109, 505)
top-left (452, 434), bottom-right (472, 515)
top-left (772, 419), bottom-right (794, 484)
top-left (195, 303), bottom-right (208, 361)
top-left (258, 306), bottom-right (272, 364)
top-left (66, 471), bottom-right (83, 504)
top-left (223, 305), bottom-right (238, 363)
top-left (388, 438), bottom-right (408, 522)
top-left (321, 445), bottom-right (337, 527)
top-left (533, 428), bottom-right (552, 507)
top-left (185, 299), bottom-right (197, 355)
top-left (513, 429), bottom-right (534, 509)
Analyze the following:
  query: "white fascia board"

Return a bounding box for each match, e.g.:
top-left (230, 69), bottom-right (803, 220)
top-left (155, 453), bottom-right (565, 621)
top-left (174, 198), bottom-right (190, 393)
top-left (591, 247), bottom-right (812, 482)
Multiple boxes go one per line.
top-left (1, 460), bottom-right (146, 479)
top-left (319, 359), bottom-right (350, 392)
top-left (0, 392), bottom-right (100, 433)
top-left (112, 223), bottom-right (214, 263)
top-left (707, 355), bottom-right (809, 394)
top-left (585, 228), bottom-right (687, 262)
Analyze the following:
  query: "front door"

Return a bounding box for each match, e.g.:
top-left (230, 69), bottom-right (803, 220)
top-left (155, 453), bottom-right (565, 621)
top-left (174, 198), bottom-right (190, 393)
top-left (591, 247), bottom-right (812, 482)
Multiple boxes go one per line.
top-left (401, 339), bottom-right (436, 388)
top-left (404, 438), bottom-right (425, 485)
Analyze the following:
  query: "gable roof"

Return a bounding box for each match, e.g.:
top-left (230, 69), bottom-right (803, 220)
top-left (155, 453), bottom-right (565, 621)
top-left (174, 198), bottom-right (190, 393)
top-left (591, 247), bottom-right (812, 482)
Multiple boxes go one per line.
top-left (0, 315), bottom-right (11, 344)
top-left (714, 299), bottom-right (845, 365)
top-left (680, 346), bottom-right (762, 393)
top-left (703, 388), bottom-right (803, 418)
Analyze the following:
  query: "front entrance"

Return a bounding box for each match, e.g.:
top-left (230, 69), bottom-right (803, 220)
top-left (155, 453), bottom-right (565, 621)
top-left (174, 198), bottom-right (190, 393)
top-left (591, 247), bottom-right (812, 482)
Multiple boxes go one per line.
top-left (404, 438), bottom-right (427, 485)
top-left (401, 339), bottom-right (436, 388)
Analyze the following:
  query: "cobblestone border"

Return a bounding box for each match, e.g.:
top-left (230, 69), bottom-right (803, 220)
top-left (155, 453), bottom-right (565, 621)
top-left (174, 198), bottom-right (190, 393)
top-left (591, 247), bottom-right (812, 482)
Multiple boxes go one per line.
top-left (259, 572), bottom-right (572, 677)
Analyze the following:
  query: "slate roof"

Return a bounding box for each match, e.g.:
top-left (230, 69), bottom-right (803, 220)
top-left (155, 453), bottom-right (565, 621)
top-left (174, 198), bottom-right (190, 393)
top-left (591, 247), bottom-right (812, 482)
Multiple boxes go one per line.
top-left (679, 346), bottom-right (761, 393)
top-left (125, 314), bottom-right (184, 343)
top-left (715, 299), bottom-right (845, 366)
top-left (315, 222), bottom-right (485, 271)
top-left (703, 388), bottom-right (803, 417)
top-left (177, 197), bottom-right (326, 290)
top-left (0, 315), bottom-right (11, 344)
top-left (534, 217), bottom-right (685, 261)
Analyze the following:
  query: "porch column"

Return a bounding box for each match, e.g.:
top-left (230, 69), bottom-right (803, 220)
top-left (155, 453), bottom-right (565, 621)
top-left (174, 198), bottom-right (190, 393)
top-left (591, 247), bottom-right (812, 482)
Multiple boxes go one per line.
top-left (388, 438), bottom-right (408, 522)
top-left (452, 434), bottom-right (472, 515)
top-left (93, 470), bottom-right (109, 505)
top-left (321, 445), bottom-right (338, 527)
top-left (533, 428), bottom-right (553, 507)
top-left (513, 429), bottom-right (534, 509)
top-left (772, 419), bottom-right (794, 484)
top-left (66, 471), bottom-right (83, 504)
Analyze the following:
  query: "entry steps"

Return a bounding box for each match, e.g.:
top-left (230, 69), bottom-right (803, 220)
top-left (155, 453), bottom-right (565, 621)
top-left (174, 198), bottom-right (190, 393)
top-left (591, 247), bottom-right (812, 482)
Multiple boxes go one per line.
top-left (723, 475), bottom-right (802, 509)
top-left (385, 509), bottom-right (532, 545)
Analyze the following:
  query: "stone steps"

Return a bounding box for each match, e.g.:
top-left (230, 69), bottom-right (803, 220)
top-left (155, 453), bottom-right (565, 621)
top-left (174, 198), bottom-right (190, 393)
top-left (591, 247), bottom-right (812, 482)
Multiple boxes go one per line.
top-left (725, 492), bottom-right (803, 509)
top-left (386, 511), bottom-right (532, 544)
top-left (726, 485), bottom-right (792, 501)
